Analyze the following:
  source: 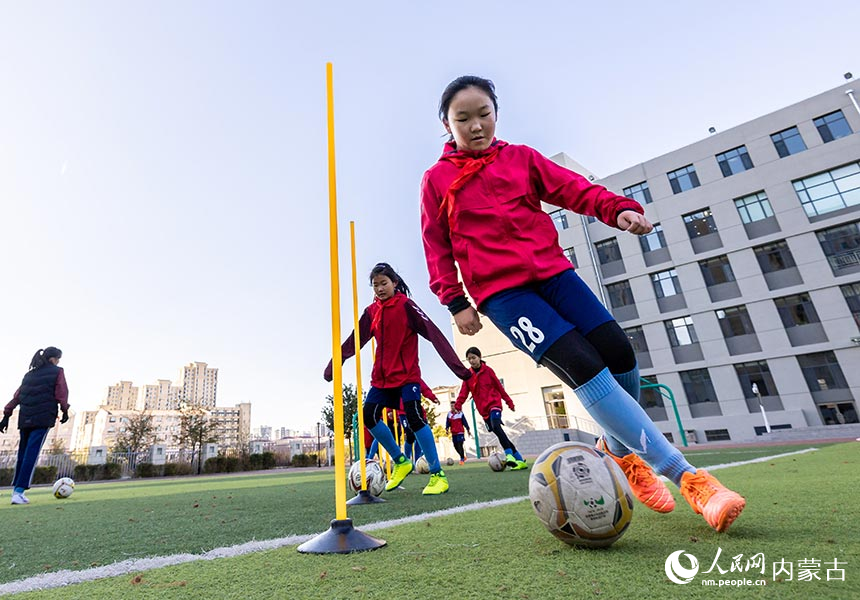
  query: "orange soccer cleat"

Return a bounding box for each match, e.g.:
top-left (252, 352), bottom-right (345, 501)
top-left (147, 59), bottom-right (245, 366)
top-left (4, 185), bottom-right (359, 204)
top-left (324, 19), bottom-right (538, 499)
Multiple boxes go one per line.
top-left (596, 437), bottom-right (675, 513)
top-left (680, 469), bottom-right (746, 532)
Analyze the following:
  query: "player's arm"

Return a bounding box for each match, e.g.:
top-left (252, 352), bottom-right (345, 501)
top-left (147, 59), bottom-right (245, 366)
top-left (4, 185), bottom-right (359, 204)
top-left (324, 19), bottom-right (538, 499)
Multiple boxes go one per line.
top-left (406, 300), bottom-right (472, 381)
top-left (527, 147), bottom-right (645, 229)
top-left (324, 309), bottom-right (372, 381)
top-left (489, 367), bottom-right (515, 411)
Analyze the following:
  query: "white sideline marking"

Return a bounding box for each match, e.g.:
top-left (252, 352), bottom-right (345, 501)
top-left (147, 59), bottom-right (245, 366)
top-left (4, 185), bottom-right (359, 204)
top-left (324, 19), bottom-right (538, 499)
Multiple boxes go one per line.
top-left (0, 448), bottom-right (818, 595)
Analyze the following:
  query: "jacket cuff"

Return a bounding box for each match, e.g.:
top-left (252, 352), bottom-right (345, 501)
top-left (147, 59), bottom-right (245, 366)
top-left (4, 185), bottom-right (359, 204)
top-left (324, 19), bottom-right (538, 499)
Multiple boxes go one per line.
top-left (447, 295), bottom-right (471, 315)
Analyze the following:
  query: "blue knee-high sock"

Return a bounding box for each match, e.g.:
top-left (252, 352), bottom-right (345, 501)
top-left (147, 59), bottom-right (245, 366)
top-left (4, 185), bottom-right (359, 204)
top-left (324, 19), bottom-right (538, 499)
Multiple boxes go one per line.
top-left (574, 368), bottom-right (694, 486)
top-left (404, 441), bottom-right (413, 461)
top-left (602, 365), bottom-right (640, 457)
top-left (413, 424), bottom-right (441, 473)
top-left (369, 421), bottom-right (405, 462)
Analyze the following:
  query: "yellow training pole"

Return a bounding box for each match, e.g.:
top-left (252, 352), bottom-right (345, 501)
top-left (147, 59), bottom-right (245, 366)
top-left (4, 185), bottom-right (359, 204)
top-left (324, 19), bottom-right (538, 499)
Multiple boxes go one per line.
top-left (325, 62), bottom-right (348, 521)
top-left (350, 221), bottom-right (368, 489)
top-left (296, 62), bottom-right (385, 553)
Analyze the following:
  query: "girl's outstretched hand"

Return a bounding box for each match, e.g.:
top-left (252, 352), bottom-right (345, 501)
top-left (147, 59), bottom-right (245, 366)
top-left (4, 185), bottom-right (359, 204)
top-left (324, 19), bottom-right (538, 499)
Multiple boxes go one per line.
top-left (454, 306), bottom-right (482, 336)
top-left (617, 210), bottom-right (653, 235)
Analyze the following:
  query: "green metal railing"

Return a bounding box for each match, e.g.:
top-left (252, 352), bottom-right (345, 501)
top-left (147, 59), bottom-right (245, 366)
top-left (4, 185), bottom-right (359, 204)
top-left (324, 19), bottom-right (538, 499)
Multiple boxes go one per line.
top-left (640, 379), bottom-right (687, 447)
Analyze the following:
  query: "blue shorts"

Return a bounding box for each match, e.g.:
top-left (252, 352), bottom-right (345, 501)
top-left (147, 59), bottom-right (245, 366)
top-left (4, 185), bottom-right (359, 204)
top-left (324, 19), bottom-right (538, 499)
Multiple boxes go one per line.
top-left (480, 270), bottom-right (613, 361)
top-left (365, 383), bottom-right (421, 409)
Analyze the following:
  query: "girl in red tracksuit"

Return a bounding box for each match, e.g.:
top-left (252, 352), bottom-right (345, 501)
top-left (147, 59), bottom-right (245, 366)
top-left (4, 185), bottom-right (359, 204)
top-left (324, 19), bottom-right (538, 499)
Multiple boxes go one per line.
top-left (420, 76), bottom-right (745, 532)
top-left (454, 347), bottom-right (525, 469)
top-left (325, 263), bottom-right (470, 496)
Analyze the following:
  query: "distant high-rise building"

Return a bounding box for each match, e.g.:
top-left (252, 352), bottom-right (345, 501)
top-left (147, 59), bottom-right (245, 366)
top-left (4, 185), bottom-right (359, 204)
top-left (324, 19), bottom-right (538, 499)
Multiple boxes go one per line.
top-left (142, 379), bottom-right (183, 411)
top-left (104, 381), bottom-right (139, 411)
top-left (181, 362), bottom-right (218, 408)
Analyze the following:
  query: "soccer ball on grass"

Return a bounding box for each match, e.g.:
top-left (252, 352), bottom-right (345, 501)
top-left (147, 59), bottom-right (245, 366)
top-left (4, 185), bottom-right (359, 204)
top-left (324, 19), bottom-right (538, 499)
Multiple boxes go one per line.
top-left (487, 451), bottom-right (507, 472)
top-left (528, 442), bottom-right (633, 548)
top-left (347, 459), bottom-right (387, 496)
top-left (52, 477), bottom-right (75, 499)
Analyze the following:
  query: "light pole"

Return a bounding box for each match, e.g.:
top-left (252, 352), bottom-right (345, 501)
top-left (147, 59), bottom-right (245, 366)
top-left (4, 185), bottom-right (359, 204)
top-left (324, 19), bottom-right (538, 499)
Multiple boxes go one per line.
top-left (752, 383), bottom-right (771, 433)
top-left (317, 422), bottom-right (322, 468)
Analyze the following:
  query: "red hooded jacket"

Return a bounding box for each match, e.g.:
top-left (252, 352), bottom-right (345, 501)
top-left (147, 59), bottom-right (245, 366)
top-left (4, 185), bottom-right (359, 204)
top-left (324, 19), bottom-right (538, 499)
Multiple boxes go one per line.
top-left (454, 361), bottom-right (514, 420)
top-left (325, 293), bottom-right (471, 388)
top-left (420, 139), bottom-right (644, 308)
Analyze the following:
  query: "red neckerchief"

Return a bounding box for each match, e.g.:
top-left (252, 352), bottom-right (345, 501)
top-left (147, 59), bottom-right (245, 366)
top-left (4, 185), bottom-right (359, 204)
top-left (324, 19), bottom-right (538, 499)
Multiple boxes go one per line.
top-left (371, 292), bottom-right (407, 335)
top-left (438, 140), bottom-right (505, 227)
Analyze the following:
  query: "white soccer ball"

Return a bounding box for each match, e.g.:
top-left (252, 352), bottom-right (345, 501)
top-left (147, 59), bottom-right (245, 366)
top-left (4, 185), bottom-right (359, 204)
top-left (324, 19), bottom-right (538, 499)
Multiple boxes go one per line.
top-left (488, 451), bottom-right (507, 472)
top-left (415, 456), bottom-right (430, 474)
top-left (528, 442), bottom-right (634, 548)
top-left (52, 477), bottom-right (75, 499)
top-left (347, 459), bottom-right (388, 497)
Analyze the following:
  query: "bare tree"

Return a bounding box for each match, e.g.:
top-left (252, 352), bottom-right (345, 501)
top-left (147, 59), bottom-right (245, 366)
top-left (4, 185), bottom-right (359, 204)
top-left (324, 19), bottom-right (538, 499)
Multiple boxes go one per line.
top-left (179, 408), bottom-right (218, 474)
top-left (112, 411), bottom-right (156, 454)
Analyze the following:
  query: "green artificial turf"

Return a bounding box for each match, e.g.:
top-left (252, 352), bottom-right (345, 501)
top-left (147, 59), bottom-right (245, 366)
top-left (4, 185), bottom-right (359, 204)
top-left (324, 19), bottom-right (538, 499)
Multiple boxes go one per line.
top-left (4, 442), bottom-right (858, 599)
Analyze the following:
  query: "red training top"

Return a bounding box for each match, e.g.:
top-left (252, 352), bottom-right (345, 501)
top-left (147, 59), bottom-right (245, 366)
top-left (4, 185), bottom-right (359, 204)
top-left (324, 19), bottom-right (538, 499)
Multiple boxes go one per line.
top-left (420, 139), bottom-right (643, 308)
top-left (455, 361), bottom-right (514, 420)
top-left (325, 293), bottom-right (471, 388)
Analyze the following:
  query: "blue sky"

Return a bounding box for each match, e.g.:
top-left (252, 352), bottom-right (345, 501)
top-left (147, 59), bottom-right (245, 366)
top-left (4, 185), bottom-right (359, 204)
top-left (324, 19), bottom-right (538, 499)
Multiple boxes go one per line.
top-left (1, 1), bottom-right (857, 433)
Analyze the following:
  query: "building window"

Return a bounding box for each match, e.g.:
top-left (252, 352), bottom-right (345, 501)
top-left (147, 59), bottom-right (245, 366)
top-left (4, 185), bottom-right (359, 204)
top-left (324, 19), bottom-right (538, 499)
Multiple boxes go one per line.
top-left (606, 281), bottom-right (635, 309)
top-left (652, 269), bottom-right (682, 298)
top-left (814, 110), bottom-right (853, 143)
top-left (667, 165), bottom-right (700, 194)
top-left (754, 240), bottom-right (797, 273)
top-left (683, 208), bottom-right (718, 238)
top-left (563, 246), bottom-right (577, 267)
top-left (679, 368), bottom-right (718, 405)
top-left (595, 238), bottom-right (622, 265)
top-left (665, 316), bottom-right (697, 346)
top-left (623, 181), bottom-right (653, 205)
top-left (639, 375), bottom-right (665, 411)
top-left (704, 429), bottom-right (731, 442)
top-left (797, 351), bottom-right (849, 391)
top-left (735, 191), bottom-right (774, 224)
top-left (716, 145), bottom-right (754, 177)
top-left (734, 360), bottom-right (778, 398)
top-left (840, 283), bottom-right (860, 328)
top-left (771, 126), bottom-right (807, 158)
top-left (699, 255), bottom-right (736, 286)
top-left (793, 162), bottom-right (860, 217)
top-left (550, 209), bottom-right (569, 231)
top-left (816, 221), bottom-right (860, 273)
top-left (774, 293), bottom-right (821, 328)
top-left (639, 223), bottom-right (667, 253)
top-left (585, 215), bottom-right (598, 224)
top-left (542, 385), bottom-right (569, 429)
top-left (716, 305), bottom-right (756, 338)
top-left (624, 326), bottom-right (649, 353)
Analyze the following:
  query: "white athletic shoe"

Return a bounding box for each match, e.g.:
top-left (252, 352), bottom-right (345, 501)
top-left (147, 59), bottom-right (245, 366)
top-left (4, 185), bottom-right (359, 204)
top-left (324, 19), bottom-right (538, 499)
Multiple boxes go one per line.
top-left (10, 492), bottom-right (29, 505)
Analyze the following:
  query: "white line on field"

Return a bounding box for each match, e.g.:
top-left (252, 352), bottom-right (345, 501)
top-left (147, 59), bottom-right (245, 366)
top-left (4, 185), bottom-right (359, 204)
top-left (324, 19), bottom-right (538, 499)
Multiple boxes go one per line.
top-left (0, 447), bottom-right (818, 595)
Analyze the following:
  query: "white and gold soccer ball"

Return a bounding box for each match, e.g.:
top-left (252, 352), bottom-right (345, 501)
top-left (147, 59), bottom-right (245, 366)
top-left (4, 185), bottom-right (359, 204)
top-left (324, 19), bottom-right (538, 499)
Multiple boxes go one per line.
top-left (347, 459), bottom-right (388, 497)
top-left (528, 442), bottom-right (633, 548)
top-left (415, 456), bottom-right (430, 474)
top-left (52, 477), bottom-right (75, 499)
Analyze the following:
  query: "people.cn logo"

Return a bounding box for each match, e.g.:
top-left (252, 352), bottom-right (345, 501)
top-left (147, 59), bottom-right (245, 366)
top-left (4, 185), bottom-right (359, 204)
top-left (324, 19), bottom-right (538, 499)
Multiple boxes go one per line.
top-left (665, 550), bottom-right (699, 584)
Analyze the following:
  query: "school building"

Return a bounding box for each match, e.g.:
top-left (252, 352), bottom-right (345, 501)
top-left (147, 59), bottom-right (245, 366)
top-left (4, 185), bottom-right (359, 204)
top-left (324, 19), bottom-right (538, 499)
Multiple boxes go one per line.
top-left (445, 81), bottom-right (860, 450)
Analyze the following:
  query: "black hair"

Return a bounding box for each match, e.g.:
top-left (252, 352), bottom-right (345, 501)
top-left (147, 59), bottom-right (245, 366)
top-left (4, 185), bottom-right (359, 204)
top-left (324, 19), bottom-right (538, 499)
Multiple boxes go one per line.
top-left (465, 347), bottom-right (482, 359)
top-left (29, 346), bottom-right (62, 371)
top-left (369, 263), bottom-right (411, 297)
top-left (438, 75), bottom-right (498, 123)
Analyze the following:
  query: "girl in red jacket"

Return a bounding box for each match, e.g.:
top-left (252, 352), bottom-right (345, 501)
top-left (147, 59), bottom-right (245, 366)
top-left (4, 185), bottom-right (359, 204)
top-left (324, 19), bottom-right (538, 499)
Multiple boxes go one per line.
top-left (325, 263), bottom-right (471, 495)
top-left (454, 347), bottom-right (526, 470)
top-left (420, 76), bottom-right (745, 532)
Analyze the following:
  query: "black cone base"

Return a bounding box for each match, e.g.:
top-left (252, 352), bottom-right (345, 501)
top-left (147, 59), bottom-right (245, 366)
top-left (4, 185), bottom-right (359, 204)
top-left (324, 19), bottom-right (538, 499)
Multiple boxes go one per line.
top-left (346, 490), bottom-right (386, 505)
top-left (296, 518), bottom-right (386, 554)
